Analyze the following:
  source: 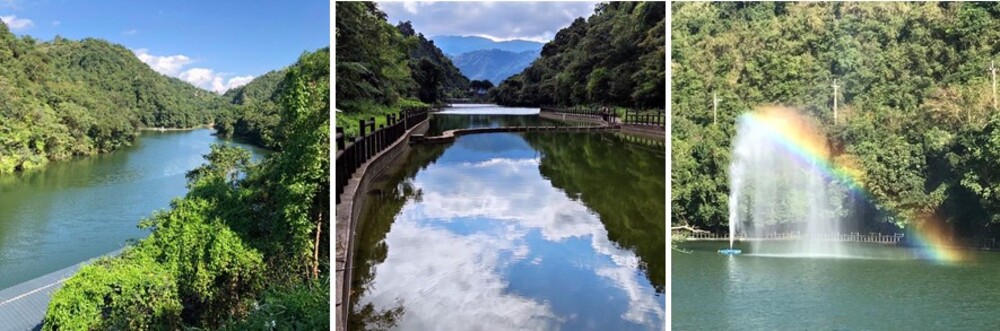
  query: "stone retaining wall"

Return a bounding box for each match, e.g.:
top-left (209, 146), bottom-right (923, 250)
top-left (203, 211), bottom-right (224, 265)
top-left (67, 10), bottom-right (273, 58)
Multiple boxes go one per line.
top-left (334, 118), bottom-right (428, 331)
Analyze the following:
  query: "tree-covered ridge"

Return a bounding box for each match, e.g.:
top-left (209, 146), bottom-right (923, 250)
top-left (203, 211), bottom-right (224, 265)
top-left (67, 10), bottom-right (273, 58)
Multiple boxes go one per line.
top-left (672, 2), bottom-right (1000, 238)
top-left (0, 21), bottom-right (224, 174)
top-left (223, 69), bottom-right (287, 106)
top-left (397, 21), bottom-right (469, 98)
top-left (43, 48), bottom-right (330, 329)
top-left (335, 1), bottom-right (471, 137)
top-left (215, 48), bottom-right (330, 150)
top-left (492, 2), bottom-right (665, 109)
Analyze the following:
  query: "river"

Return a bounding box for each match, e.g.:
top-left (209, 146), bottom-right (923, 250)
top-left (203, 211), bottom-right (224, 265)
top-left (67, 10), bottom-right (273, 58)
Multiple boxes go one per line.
top-left (349, 105), bottom-right (666, 330)
top-left (0, 129), bottom-right (266, 290)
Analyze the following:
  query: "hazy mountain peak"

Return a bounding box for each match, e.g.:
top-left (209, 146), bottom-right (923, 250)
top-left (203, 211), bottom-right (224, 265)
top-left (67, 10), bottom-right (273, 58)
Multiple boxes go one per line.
top-left (430, 35), bottom-right (544, 57)
top-left (451, 48), bottom-right (540, 85)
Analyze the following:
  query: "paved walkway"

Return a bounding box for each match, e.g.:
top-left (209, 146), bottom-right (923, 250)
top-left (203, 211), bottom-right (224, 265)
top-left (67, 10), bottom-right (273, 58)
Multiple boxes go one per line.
top-left (0, 250), bottom-right (121, 331)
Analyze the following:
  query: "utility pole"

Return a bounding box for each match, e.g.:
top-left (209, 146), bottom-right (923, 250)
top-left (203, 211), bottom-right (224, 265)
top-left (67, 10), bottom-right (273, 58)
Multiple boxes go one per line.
top-left (832, 79), bottom-right (840, 124)
top-left (991, 60), bottom-right (997, 111)
top-left (713, 92), bottom-right (721, 126)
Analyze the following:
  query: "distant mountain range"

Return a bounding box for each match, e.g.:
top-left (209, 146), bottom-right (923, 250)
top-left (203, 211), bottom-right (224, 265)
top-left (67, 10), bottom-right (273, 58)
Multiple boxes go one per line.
top-left (431, 35), bottom-right (544, 85)
top-left (431, 35), bottom-right (543, 56)
top-left (451, 49), bottom-right (539, 86)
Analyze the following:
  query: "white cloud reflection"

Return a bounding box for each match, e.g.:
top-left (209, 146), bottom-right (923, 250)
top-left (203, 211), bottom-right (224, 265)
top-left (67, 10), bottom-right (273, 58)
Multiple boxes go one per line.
top-left (359, 136), bottom-right (664, 329)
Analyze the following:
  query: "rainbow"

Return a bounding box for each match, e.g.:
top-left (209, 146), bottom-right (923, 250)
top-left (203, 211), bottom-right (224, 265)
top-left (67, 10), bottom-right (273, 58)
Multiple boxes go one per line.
top-left (738, 107), bottom-right (968, 264)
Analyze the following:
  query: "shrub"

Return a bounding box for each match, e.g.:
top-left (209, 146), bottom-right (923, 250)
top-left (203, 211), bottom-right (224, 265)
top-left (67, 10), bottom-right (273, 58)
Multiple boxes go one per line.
top-left (43, 253), bottom-right (183, 330)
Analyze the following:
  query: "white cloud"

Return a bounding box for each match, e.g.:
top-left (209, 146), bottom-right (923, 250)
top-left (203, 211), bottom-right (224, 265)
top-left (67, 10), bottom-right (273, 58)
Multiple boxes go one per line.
top-left (134, 49), bottom-right (191, 76)
top-left (463, 157), bottom-right (540, 169)
top-left (133, 49), bottom-right (254, 94)
top-left (178, 67), bottom-right (215, 85)
top-left (470, 33), bottom-right (551, 44)
top-left (51, 20), bottom-right (59, 26)
top-left (122, 29), bottom-right (137, 35)
top-left (362, 218), bottom-right (561, 330)
top-left (403, 1), bottom-right (418, 14)
top-left (0, 14), bottom-right (33, 30)
top-left (226, 75), bottom-right (255, 89)
top-left (378, 1), bottom-right (598, 42)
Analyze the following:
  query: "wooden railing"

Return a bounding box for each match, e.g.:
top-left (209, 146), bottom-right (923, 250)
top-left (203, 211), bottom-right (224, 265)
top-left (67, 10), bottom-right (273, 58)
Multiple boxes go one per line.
top-left (683, 231), bottom-right (905, 244)
top-left (541, 105), bottom-right (665, 127)
top-left (623, 109), bottom-right (665, 127)
top-left (539, 105), bottom-right (616, 122)
top-left (335, 107), bottom-right (428, 203)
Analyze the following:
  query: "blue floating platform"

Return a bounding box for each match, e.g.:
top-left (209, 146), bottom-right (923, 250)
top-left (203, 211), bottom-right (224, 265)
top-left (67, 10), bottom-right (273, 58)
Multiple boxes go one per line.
top-left (718, 248), bottom-right (742, 255)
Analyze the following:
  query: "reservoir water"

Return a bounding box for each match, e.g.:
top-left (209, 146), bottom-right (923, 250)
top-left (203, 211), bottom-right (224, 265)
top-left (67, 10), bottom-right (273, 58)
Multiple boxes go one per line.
top-left (349, 106), bottom-right (665, 330)
top-left (673, 241), bottom-right (1000, 330)
top-left (0, 129), bottom-right (266, 289)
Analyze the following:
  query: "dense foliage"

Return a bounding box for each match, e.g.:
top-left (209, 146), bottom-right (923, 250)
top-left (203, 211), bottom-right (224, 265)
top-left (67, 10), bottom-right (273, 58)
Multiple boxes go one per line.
top-left (335, 1), bottom-right (414, 109)
top-left (397, 21), bottom-right (469, 99)
top-left (0, 22), bottom-right (223, 174)
top-left (672, 2), bottom-right (1000, 238)
top-left (44, 49), bottom-right (330, 329)
top-left (214, 69), bottom-right (288, 149)
top-left (492, 2), bottom-right (665, 109)
top-left (335, 1), bottom-right (468, 137)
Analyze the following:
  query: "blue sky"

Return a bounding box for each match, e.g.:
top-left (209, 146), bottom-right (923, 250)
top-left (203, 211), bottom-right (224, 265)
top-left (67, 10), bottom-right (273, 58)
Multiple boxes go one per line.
top-left (0, 0), bottom-right (329, 93)
top-left (377, 1), bottom-right (598, 43)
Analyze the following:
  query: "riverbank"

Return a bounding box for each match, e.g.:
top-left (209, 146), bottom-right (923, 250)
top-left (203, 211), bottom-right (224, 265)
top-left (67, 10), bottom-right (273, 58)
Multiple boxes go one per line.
top-left (539, 107), bottom-right (666, 139)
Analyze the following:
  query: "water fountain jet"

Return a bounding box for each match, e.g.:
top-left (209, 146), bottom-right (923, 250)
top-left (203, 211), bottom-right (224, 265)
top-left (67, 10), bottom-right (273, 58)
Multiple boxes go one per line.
top-left (725, 107), bottom-right (847, 257)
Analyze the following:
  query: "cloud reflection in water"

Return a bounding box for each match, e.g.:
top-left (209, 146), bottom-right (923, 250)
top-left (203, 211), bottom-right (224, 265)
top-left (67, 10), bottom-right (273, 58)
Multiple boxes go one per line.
top-left (359, 133), bottom-right (664, 330)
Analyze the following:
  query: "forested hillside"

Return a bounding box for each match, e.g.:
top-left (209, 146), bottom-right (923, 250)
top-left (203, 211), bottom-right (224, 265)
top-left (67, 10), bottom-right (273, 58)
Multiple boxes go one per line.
top-left (43, 48), bottom-right (330, 330)
top-left (336, 1), bottom-right (469, 137)
top-left (214, 70), bottom-right (284, 148)
top-left (0, 22), bottom-right (223, 174)
top-left (452, 49), bottom-right (539, 85)
top-left (491, 2), bottom-right (665, 109)
top-left (397, 21), bottom-right (469, 99)
top-left (672, 2), bottom-right (1000, 238)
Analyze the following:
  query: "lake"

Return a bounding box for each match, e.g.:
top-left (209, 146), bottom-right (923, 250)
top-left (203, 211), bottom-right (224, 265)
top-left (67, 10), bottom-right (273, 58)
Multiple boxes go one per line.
top-left (426, 104), bottom-right (582, 136)
top-left (0, 129), bottom-right (266, 289)
top-left (673, 241), bottom-right (1000, 330)
top-left (349, 106), bottom-right (665, 330)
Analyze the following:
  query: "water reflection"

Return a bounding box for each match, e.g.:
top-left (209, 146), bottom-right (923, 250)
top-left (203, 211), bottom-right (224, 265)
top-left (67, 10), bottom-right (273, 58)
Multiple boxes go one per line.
top-left (426, 104), bottom-right (586, 137)
top-left (352, 132), bottom-right (665, 330)
top-left (437, 103), bottom-right (540, 115)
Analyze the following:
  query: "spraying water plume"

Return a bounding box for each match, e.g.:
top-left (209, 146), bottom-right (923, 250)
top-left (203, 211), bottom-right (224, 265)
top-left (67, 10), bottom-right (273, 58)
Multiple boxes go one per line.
top-left (727, 107), bottom-right (848, 257)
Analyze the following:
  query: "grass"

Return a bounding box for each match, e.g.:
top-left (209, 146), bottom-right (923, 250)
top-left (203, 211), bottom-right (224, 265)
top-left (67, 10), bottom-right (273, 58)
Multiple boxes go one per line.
top-left (334, 99), bottom-right (428, 142)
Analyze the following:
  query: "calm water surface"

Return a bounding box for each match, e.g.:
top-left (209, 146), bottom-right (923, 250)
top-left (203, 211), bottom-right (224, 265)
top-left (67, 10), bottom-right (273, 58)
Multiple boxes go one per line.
top-left (674, 241), bottom-right (1000, 330)
top-left (0, 129), bottom-right (265, 289)
top-left (350, 106), bottom-right (665, 330)
top-left (426, 104), bottom-right (580, 136)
